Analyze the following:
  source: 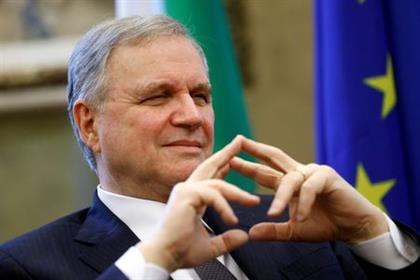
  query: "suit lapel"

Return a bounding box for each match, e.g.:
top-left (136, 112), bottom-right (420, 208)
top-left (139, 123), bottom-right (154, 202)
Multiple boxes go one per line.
top-left (74, 193), bottom-right (139, 273)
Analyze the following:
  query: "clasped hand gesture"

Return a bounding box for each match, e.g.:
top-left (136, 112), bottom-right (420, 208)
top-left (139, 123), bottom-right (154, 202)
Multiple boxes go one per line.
top-left (138, 135), bottom-right (388, 272)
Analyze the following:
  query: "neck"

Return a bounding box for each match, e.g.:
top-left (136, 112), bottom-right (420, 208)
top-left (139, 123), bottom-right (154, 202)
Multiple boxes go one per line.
top-left (101, 183), bottom-right (171, 203)
top-left (98, 172), bottom-right (172, 203)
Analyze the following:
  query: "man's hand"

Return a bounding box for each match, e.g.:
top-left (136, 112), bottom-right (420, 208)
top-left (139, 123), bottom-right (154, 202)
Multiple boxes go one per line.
top-left (230, 136), bottom-right (389, 244)
top-left (137, 136), bottom-right (260, 272)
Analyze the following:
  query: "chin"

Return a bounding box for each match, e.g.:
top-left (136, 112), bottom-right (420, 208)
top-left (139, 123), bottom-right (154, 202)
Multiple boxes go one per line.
top-left (167, 162), bottom-right (200, 183)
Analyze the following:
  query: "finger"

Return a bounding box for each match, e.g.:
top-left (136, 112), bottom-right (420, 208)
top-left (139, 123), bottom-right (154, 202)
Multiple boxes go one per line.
top-left (268, 171), bottom-right (304, 217)
top-left (198, 180), bottom-right (260, 225)
top-left (214, 163), bottom-right (230, 179)
top-left (197, 187), bottom-right (238, 225)
top-left (205, 179), bottom-right (260, 207)
top-left (249, 222), bottom-right (283, 241)
top-left (249, 222), bottom-right (297, 241)
top-left (296, 169), bottom-right (325, 222)
top-left (188, 135), bottom-right (243, 182)
top-left (230, 157), bottom-right (284, 188)
top-left (209, 229), bottom-right (249, 257)
top-left (240, 136), bottom-right (299, 172)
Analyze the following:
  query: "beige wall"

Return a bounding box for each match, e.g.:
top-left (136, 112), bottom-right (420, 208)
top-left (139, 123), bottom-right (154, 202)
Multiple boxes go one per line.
top-left (245, 1), bottom-right (314, 163)
top-left (0, 108), bottom-right (97, 242)
top-left (0, 0), bottom-right (110, 242)
top-left (0, 1), bottom-right (314, 242)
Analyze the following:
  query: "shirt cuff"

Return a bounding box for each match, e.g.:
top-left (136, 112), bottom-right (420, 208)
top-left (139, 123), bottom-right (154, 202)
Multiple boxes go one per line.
top-left (115, 246), bottom-right (170, 280)
top-left (350, 214), bottom-right (420, 270)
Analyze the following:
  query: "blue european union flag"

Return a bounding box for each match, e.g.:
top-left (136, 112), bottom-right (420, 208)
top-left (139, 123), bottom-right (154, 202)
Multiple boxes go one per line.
top-left (315, 0), bottom-right (420, 231)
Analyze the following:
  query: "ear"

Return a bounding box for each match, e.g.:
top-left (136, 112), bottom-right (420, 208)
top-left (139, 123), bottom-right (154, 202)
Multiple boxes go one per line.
top-left (73, 100), bottom-right (101, 154)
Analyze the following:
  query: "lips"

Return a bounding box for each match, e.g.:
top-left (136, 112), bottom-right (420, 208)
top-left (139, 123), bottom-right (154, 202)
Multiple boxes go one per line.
top-left (164, 139), bottom-right (203, 148)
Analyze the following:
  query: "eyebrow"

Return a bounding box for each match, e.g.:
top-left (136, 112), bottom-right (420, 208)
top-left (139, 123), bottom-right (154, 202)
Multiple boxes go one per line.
top-left (135, 81), bottom-right (212, 95)
top-left (135, 81), bottom-right (175, 95)
top-left (191, 83), bottom-right (212, 95)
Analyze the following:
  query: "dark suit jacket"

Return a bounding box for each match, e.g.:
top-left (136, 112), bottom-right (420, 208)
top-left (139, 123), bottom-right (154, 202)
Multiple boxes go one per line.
top-left (0, 193), bottom-right (418, 279)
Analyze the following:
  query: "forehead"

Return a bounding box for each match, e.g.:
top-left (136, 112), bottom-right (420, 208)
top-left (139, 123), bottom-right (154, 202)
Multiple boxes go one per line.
top-left (105, 36), bottom-right (208, 90)
top-left (109, 37), bottom-right (205, 73)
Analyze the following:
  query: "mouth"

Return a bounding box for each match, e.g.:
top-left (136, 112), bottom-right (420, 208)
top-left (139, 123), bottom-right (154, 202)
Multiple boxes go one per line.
top-left (164, 139), bottom-right (203, 148)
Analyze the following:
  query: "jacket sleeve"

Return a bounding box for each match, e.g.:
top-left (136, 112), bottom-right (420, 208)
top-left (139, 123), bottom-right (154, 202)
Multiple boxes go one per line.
top-left (355, 220), bottom-right (420, 278)
top-left (330, 219), bottom-right (420, 279)
top-left (97, 265), bottom-right (129, 280)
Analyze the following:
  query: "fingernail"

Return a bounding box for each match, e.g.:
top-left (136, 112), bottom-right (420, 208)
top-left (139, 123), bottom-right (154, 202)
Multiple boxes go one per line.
top-left (267, 207), bottom-right (277, 216)
top-left (296, 214), bottom-right (304, 222)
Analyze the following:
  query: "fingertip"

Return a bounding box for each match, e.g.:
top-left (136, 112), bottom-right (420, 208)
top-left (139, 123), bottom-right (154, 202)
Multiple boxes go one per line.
top-left (294, 204), bottom-right (309, 222)
top-left (232, 134), bottom-right (243, 144)
top-left (233, 229), bottom-right (249, 241)
top-left (247, 192), bottom-right (260, 200)
top-left (267, 209), bottom-right (281, 218)
top-left (223, 229), bottom-right (249, 251)
top-left (248, 224), bottom-right (266, 241)
top-left (248, 225), bottom-right (258, 235)
top-left (241, 193), bottom-right (260, 207)
top-left (267, 208), bottom-right (275, 217)
top-left (231, 215), bottom-right (239, 225)
top-left (229, 157), bottom-right (242, 168)
top-left (296, 214), bottom-right (305, 222)
top-left (223, 212), bottom-right (238, 226)
top-left (267, 203), bottom-right (284, 217)
top-left (231, 156), bottom-right (239, 161)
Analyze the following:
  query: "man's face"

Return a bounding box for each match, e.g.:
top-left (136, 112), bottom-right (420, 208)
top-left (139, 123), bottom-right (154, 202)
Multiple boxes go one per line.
top-left (94, 36), bottom-right (214, 198)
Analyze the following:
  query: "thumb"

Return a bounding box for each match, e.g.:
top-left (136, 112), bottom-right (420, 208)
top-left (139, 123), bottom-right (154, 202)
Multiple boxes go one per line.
top-left (210, 229), bottom-right (249, 256)
top-left (249, 222), bottom-right (291, 241)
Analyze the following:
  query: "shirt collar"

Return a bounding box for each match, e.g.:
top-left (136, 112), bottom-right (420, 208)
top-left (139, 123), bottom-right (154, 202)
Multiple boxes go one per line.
top-left (97, 185), bottom-right (167, 241)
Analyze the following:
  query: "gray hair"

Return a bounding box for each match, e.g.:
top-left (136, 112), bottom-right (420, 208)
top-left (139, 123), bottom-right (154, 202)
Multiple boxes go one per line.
top-left (67, 15), bottom-right (208, 172)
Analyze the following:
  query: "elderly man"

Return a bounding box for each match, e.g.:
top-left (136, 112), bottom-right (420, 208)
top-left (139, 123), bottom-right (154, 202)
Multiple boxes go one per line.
top-left (0, 16), bottom-right (418, 280)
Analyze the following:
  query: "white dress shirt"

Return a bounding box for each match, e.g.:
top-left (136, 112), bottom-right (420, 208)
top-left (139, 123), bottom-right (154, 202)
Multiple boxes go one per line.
top-left (98, 186), bottom-right (248, 280)
top-left (97, 186), bottom-right (419, 280)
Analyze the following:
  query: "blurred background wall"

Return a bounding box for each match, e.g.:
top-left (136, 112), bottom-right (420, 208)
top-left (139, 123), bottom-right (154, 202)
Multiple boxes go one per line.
top-left (0, 0), bottom-right (313, 242)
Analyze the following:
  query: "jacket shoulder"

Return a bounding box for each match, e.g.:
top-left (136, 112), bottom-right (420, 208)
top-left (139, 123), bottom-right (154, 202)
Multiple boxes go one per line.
top-left (0, 207), bottom-right (90, 257)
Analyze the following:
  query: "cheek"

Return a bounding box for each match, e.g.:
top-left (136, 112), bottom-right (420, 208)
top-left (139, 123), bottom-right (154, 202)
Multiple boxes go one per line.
top-left (206, 109), bottom-right (215, 134)
top-left (101, 110), bottom-right (155, 151)
top-left (203, 110), bottom-right (215, 150)
top-left (127, 113), bottom-right (166, 146)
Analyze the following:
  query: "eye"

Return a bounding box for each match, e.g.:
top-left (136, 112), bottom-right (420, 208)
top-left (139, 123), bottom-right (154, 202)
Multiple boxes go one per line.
top-left (141, 93), bottom-right (169, 106)
top-left (192, 93), bottom-right (210, 106)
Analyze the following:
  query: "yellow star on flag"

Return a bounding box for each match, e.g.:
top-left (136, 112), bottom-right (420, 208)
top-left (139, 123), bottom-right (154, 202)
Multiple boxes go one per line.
top-left (364, 55), bottom-right (397, 119)
top-left (355, 163), bottom-right (395, 212)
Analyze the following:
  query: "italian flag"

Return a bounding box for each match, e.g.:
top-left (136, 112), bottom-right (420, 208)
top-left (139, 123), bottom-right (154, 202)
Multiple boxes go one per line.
top-left (115, 0), bottom-right (255, 192)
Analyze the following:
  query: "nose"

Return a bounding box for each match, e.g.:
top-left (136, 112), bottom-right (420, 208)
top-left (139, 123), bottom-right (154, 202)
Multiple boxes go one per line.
top-left (170, 94), bottom-right (203, 129)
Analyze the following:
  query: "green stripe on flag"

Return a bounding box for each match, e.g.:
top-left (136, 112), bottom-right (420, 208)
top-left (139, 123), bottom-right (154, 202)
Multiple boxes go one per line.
top-left (165, 0), bottom-right (255, 192)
